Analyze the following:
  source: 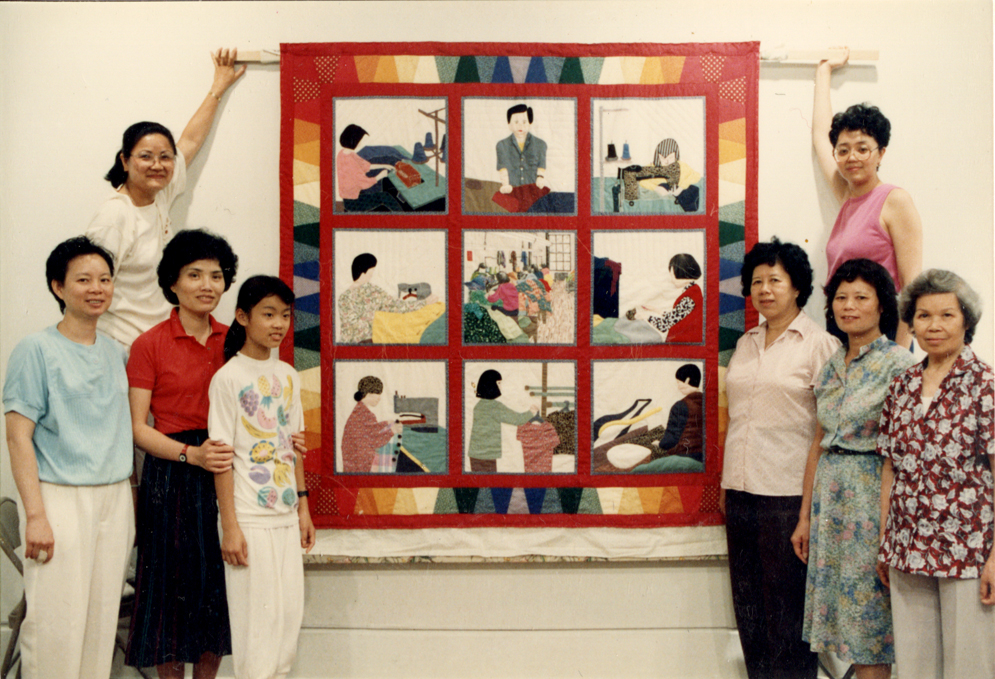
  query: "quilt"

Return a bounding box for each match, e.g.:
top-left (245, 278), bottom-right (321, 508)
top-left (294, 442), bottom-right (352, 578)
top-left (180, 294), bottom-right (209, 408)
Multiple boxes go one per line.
top-left (280, 42), bottom-right (758, 543)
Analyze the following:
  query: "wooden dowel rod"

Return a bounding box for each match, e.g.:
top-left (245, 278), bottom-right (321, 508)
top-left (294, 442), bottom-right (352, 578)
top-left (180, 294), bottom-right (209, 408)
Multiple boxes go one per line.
top-left (235, 49), bottom-right (280, 64)
top-left (761, 48), bottom-right (879, 63)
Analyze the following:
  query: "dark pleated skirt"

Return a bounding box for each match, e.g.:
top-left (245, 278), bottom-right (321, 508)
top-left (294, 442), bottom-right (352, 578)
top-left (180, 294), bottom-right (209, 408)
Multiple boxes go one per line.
top-left (125, 429), bottom-right (232, 668)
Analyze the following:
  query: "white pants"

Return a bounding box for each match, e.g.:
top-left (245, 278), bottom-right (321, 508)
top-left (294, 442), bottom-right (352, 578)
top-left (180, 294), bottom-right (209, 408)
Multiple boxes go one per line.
top-left (225, 522), bottom-right (304, 679)
top-left (20, 480), bottom-right (134, 679)
top-left (890, 567), bottom-right (995, 679)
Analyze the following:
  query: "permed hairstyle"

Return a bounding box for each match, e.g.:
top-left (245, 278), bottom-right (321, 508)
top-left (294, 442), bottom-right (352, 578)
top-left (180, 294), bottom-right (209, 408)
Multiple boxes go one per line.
top-left (740, 237), bottom-right (814, 308)
top-left (105, 121), bottom-right (177, 188)
top-left (46, 236), bottom-right (115, 313)
top-left (669, 253), bottom-right (701, 280)
top-left (354, 376), bottom-right (384, 402)
top-left (675, 363), bottom-right (701, 388)
top-left (506, 104), bottom-right (533, 124)
top-left (223, 275), bottom-right (296, 362)
top-left (899, 269), bottom-right (982, 345)
top-left (157, 229), bottom-right (239, 306)
top-left (351, 253), bottom-right (377, 281)
top-left (475, 369), bottom-right (503, 400)
top-left (829, 103), bottom-right (891, 149)
top-left (654, 138), bottom-right (680, 166)
top-left (824, 258), bottom-right (899, 346)
top-left (339, 124), bottom-right (369, 150)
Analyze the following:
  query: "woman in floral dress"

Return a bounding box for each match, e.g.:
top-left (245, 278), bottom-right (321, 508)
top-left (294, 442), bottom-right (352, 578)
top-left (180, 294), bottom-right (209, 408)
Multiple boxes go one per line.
top-left (876, 269), bottom-right (994, 678)
top-left (792, 259), bottom-right (914, 679)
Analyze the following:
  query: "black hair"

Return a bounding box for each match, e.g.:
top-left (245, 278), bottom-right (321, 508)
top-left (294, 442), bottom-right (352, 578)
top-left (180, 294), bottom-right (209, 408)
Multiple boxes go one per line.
top-left (475, 369), bottom-right (502, 400)
top-left (675, 363), bottom-right (701, 388)
top-left (824, 258), bottom-right (899, 346)
top-left (339, 124), bottom-right (369, 150)
top-left (105, 121), bottom-right (177, 188)
top-left (829, 103), bottom-right (891, 149)
top-left (354, 376), bottom-right (384, 402)
top-left (740, 237), bottom-right (814, 308)
top-left (46, 236), bottom-right (115, 313)
top-left (157, 229), bottom-right (239, 306)
top-left (900, 269), bottom-right (983, 345)
top-left (351, 253), bottom-right (377, 281)
top-left (669, 253), bottom-right (701, 280)
top-left (223, 275), bottom-right (295, 362)
top-left (506, 104), bottom-right (533, 124)
top-left (654, 138), bottom-right (680, 166)
top-left (496, 272), bottom-right (510, 285)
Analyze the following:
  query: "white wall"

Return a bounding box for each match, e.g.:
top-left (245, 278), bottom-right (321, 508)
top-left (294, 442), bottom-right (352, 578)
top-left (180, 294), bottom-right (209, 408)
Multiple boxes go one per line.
top-left (1, 2), bottom-right (990, 677)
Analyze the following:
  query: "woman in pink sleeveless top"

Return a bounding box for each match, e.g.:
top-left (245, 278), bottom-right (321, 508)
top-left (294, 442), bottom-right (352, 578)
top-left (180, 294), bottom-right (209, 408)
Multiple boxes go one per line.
top-left (813, 48), bottom-right (922, 347)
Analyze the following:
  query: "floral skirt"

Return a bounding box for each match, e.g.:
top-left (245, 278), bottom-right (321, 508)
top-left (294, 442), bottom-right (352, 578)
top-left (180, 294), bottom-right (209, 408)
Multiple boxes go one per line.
top-left (802, 453), bottom-right (894, 664)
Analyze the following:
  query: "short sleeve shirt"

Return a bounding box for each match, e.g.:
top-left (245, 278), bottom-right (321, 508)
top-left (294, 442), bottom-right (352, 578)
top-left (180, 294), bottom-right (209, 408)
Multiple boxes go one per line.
top-left (877, 345), bottom-right (994, 579)
top-left (3, 326), bottom-right (133, 485)
top-left (127, 308), bottom-right (227, 434)
top-left (722, 312), bottom-right (840, 495)
top-left (815, 336), bottom-right (916, 452)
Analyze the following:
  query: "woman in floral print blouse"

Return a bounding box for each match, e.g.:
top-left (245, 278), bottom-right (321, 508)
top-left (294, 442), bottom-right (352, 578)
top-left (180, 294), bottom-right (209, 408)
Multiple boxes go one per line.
top-left (876, 269), bottom-right (994, 678)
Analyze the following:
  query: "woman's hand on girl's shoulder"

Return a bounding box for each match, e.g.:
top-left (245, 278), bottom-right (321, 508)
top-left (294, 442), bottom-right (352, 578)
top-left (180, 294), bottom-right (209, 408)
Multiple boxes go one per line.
top-left (196, 439), bottom-right (234, 473)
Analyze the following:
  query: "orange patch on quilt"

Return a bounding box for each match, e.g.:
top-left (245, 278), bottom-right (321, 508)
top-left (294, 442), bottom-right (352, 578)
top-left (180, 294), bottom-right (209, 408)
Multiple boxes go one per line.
top-left (353, 55), bottom-right (381, 83)
top-left (294, 119), bottom-right (320, 145)
top-left (618, 487), bottom-right (645, 514)
top-left (353, 488), bottom-right (379, 515)
top-left (394, 55), bottom-right (419, 82)
top-left (620, 56), bottom-right (647, 84)
top-left (371, 488), bottom-right (399, 514)
top-left (391, 489), bottom-right (419, 515)
top-left (303, 430), bottom-right (321, 451)
top-left (373, 56), bottom-right (400, 83)
top-left (658, 486), bottom-right (684, 514)
top-left (303, 408), bottom-right (321, 436)
top-left (719, 118), bottom-right (746, 145)
top-left (719, 139), bottom-right (747, 165)
top-left (637, 486), bottom-right (665, 513)
top-left (640, 56), bottom-right (685, 84)
top-left (295, 139), bottom-right (320, 166)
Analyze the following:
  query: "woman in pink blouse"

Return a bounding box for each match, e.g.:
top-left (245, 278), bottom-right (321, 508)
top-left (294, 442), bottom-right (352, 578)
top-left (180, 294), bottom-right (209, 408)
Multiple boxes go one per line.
top-left (876, 269), bottom-right (994, 678)
top-left (813, 48), bottom-right (922, 347)
top-left (722, 238), bottom-right (840, 679)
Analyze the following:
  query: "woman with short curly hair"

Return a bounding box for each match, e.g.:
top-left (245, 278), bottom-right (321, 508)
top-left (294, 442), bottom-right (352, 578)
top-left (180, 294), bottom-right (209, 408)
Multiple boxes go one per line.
top-left (813, 48), bottom-right (923, 347)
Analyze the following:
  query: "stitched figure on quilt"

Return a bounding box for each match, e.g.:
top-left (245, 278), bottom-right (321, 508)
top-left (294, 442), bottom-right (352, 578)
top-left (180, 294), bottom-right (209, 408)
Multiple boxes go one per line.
top-left (336, 124), bottom-right (404, 213)
top-left (652, 364), bottom-right (704, 463)
top-left (493, 104), bottom-right (550, 212)
top-left (626, 253), bottom-right (703, 343)
top-left (620, 138), bottom-right (701, 212)
top-left (341, 376), bottom-right (403, 473)
top-left (338, 253), bottom-right (440, 343)
top-left (466, 369), bottom-right (539, 473)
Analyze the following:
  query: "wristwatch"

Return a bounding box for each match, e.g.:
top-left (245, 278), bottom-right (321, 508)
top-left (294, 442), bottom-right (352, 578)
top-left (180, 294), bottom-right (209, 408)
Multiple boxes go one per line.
top-left (179, 444), bottom-right (189, 463)
top-left (297, 489), bottom-right (310, 498)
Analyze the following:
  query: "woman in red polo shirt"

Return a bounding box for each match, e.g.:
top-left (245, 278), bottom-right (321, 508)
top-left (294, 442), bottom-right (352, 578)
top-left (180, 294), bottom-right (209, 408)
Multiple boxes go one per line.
top-left (124, 229), bottom-right (238, 678)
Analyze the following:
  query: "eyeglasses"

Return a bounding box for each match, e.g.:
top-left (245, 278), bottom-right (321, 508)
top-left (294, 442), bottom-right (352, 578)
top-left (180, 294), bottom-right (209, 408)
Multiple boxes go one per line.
top-left (833, 145), bottom-right (879, 161)
top-left (131, 151), bottom-right (176, 165)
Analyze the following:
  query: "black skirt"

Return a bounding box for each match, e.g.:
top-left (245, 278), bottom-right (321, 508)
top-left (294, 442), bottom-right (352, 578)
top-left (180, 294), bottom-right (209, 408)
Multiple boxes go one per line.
top-left (125, 429), bottom-right (232, 667)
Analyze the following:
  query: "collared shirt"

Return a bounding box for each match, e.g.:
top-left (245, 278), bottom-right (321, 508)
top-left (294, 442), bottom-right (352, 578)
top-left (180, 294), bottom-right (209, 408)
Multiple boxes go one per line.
top-left (496, 133), bottom-right (547, 187)
top-left (878, 345), bottom-right (994, 579)
top-left (815, 335), bottom-right (916, 451)
top-left (722, 312), bottom-right (840, 495)
top-left (127, 308), bottom-right (227, 434)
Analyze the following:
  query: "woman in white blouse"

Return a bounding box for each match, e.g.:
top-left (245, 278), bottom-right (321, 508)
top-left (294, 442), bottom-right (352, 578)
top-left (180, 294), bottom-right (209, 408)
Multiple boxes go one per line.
top-left (721, 238), bottom-right (840, 679)
top-left (87, 49), bottom-right (245, 347)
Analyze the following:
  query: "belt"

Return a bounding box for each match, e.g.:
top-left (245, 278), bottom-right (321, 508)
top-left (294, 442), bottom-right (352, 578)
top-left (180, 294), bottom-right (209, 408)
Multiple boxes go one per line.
top-left (828, 445), bottom-right (878, 456)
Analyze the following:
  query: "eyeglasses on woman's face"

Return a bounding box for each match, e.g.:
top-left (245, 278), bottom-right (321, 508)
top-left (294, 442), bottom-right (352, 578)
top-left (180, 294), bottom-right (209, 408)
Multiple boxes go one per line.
top-left (833, 145), bottom-right (879, 161)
